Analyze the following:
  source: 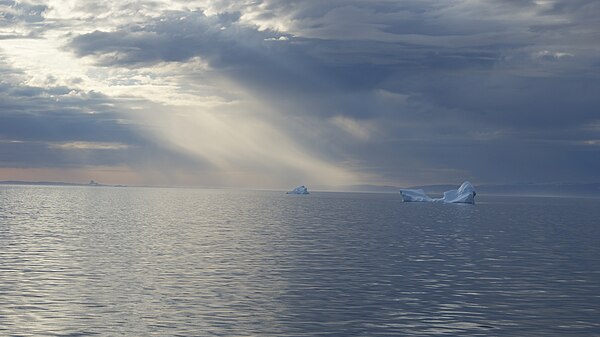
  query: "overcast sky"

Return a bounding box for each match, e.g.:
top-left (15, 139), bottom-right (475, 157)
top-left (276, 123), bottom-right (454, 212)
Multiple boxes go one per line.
top-left (1, 0), bottom-right (599, 188)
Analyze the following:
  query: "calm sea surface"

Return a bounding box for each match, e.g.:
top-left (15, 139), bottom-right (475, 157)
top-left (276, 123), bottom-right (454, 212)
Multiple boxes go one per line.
top-left (1, 185), bottom-right (599, 336)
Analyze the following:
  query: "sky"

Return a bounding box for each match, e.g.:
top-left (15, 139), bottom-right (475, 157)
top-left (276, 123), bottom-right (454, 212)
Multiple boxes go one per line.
top-left (0, 0), bottom-right (599, 189)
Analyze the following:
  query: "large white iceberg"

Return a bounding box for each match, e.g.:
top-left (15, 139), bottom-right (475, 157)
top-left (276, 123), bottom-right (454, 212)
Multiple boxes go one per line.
top-left (400, 181), bottom-right (476, 204)
top-left (287, 185), bottom-right (309, 194)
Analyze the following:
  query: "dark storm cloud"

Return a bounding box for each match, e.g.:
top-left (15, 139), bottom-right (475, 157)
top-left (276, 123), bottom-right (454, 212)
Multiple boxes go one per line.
top-left (70, 11), bottom-right (341, 98)
top-left (0, 83), bottom-right (130, 143)
top-left (69, 8), bottom-right (504, 117)
top-left (70, 11), bottom-right (259, 65)
top-left (0, 59), bottom-right (137, 168)
top-left (0, 58), bottom-right (213, 173)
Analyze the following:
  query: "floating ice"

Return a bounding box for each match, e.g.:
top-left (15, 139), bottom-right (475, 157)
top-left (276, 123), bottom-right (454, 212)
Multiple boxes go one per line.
top-left (442, 181), bottom-right (476, 204)
top-left (400, 181), bottom-right (476, 204)
top-left (287, 185), bottom-right (309, 194)
top-left (398, 188), bottom-right (434, 202)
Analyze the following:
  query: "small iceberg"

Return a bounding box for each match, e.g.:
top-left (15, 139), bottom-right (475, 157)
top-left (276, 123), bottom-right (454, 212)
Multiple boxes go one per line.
top-left (287, 185), bottom-right (309, 195)
top-left (400, 181), bottom-right (476, 204)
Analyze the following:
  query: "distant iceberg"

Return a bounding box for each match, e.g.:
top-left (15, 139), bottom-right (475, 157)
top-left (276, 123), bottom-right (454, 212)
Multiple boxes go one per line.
top-left (400, 181), bottom-right (476, 204)
top-left (287, 185), bottom-right (309, 195)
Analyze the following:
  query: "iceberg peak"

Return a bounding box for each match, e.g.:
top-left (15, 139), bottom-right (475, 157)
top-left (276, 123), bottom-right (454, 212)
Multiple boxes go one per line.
top-left (287, 185), bottom-right (309, 195)
top-left (400, 181), bottom-right (476, 204)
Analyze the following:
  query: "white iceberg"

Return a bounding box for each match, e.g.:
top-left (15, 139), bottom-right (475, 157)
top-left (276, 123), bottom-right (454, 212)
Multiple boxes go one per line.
top-left (287, 185), bottom-right (309, 194)
top-left (442, 181), bottom-right (476, 203)
top-left (400, 181), bottom-right (476, 204)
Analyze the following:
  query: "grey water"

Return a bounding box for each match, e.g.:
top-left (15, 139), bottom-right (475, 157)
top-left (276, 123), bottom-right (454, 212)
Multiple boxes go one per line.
top-left (1, 185), bottom-right (599, 336)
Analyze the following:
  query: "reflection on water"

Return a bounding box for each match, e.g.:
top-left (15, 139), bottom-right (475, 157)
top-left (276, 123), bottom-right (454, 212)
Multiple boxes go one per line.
top-left (1, 186), bottom-right (599, 336)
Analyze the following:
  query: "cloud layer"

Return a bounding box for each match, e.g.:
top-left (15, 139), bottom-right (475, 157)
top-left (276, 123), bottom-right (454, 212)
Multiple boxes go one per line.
top-left (1, 0), bottom-right (599, 187)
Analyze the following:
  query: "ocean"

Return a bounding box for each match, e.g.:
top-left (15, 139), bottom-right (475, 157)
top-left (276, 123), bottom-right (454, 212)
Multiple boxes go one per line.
top-left (1, 185), bottom-right (599, 336)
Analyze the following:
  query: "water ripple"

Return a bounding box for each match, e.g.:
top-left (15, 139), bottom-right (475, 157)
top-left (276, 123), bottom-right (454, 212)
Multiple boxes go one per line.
top-left (1, 186), bottom-right (599, 336)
